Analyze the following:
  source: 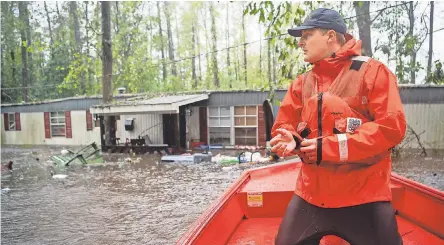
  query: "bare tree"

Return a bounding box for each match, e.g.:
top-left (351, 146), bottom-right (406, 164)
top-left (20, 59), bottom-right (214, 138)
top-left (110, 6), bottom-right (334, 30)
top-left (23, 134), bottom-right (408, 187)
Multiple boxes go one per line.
top-left (427, 1), bottom-right (434, 78)
top-left (44, 2), bottom-right (54, 58)
top-left (192, 22), bottom-right (197, 88)
top-left (226, 2), bottom-right (232, 88)
top-left (404, 1), bottom-right (428, 84)
top-left (242, 4), bottom-right (247, 85)
top-left (353, 1), bottom-right (372, 56)
top-left (268, 39), bottom-right (272, 88)
top-left (19, 1), bottom-right (29, 102)
top-left (156, 2), bottom-right (167, 82)
top-left (70, 1), bottom-right (85, 94)
top-left (84, 1), bottom-right (91, 89)
top-left (210, 2), bottom-right (220, 87)
top-left (101, 1), bottom-right (113, 145)
top-left (242, 7), bottom-right (248, 86)
top-left (164, 2), bottom-right (177, 77)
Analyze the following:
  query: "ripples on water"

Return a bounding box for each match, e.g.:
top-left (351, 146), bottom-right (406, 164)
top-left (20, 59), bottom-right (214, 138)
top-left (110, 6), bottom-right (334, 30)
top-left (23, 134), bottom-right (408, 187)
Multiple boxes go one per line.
top-left (1, 146), bottom-right (267, 245)
top-left (1, 146), bottom-right (443, 245)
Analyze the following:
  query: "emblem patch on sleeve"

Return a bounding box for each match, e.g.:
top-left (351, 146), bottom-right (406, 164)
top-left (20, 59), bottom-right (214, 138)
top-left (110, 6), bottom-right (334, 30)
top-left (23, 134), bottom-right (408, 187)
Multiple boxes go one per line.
top-left (334, 118), bottom-right (346, 133)
top-left (346, 117), bottom-right (362, 133)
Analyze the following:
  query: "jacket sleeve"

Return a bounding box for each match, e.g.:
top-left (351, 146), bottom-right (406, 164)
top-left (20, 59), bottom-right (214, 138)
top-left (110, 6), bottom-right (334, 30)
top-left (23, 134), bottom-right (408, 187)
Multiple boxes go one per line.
top-left (271, 75), bottom-right (304, 139)
top-left (321, 63), bottom-right (407, 163)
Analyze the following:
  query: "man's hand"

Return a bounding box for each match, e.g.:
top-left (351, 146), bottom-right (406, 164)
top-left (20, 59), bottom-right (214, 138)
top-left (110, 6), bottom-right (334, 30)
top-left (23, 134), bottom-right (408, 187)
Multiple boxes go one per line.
top-left (270, 128), bottom-right (297, 157)
top-left (300, 138), bottom-right (317, 163)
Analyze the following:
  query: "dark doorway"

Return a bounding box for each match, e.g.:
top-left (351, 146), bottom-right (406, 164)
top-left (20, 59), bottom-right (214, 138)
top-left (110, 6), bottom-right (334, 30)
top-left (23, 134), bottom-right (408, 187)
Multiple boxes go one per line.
top-left (100, 116), bottom-right (105, 146)
top-left (163, 114), bottom-right (178, 147)
top-left (178, 107), bottom-right (186, 149)
top-left (99, 115), bottom-right (117, 146)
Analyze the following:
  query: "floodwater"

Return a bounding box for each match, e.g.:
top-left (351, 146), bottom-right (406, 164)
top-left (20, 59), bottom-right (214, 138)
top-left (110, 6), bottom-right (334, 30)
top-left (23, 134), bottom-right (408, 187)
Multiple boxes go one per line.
top-left (1, 145), bottom-right (443, 245)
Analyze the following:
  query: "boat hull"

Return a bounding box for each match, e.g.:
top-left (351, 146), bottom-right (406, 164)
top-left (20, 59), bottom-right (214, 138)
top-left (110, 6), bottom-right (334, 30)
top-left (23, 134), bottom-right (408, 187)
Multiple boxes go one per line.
top-left (177, 161), bottom-right (444, 245)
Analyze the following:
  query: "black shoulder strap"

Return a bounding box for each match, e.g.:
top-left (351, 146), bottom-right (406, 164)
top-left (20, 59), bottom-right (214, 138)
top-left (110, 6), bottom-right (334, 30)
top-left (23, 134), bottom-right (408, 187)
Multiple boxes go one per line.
top-left (350, 56), bottom-right (370, 71)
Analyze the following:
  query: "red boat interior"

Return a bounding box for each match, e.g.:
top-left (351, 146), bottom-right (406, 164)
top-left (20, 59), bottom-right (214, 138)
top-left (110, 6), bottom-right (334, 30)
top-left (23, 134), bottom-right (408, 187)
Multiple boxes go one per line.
top-left (177, 162), bottom-right (444, 245)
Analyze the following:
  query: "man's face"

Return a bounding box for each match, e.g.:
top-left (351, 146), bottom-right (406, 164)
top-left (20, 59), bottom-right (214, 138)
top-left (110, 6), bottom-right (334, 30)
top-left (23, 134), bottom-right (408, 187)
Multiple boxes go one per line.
top-left (298, 29), bottom-right (329, 63)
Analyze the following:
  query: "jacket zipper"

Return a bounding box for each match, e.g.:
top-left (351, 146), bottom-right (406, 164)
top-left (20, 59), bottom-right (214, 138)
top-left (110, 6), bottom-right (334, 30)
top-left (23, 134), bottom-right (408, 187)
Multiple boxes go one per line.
top-left (317, 92), bottom-right (323, 165)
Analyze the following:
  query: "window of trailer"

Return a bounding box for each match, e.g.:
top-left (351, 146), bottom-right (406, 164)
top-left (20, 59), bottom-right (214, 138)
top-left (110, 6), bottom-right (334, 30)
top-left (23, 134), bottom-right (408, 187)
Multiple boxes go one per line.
top-left (207, 106), bottom-right (258, 146)
top-left (208, 106), bottom-right (231, 145)
top-left (234, 106), bottom-right (257, 145)
top-left (50, 112), bottom-right (66, 137)
top-left (8, 113), bottom-right (15, 130)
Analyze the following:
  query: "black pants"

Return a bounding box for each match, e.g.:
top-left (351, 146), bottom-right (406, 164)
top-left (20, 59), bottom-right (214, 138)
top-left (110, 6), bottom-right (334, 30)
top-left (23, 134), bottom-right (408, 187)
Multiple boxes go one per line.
top-left (275, 195), bottom-right (403, 245)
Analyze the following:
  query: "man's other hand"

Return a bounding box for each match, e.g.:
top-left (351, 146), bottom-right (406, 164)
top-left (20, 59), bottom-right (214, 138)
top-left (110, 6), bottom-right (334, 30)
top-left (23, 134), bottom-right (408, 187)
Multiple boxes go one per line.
top-left (270, 128), bottom-right (297, 157)
top-left (300, 138), bottom-right (317, 163)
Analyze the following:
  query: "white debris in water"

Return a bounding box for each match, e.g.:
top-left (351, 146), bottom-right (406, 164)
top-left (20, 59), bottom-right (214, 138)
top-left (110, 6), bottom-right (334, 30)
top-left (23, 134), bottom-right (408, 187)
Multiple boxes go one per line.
top-left (222, 166), bottom-right (233, 171)
top-left (211, 154), bottom-right (238, 164)
top-left (1, 188), bottom-right (10, 194)
top-left (52, 174), bottom-right (68, 179)
top-left (61, 149), bottom-right (70, 155)
top-left (212, 152), bottom-right (270, 164)
top-left (124, 157), bottom-right (142, 164)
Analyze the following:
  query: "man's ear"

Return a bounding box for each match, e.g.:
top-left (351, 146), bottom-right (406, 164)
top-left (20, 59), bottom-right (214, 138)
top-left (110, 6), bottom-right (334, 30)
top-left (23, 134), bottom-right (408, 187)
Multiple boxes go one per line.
top-left (327, 30), bottom-right (336, 43)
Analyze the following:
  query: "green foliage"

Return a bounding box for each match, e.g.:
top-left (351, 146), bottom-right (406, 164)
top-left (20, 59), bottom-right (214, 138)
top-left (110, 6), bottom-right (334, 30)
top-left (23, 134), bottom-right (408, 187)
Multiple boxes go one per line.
top-left (426, 60), bottom-right (444, 85)
top-left (1, 1), bottom-right (440, 104)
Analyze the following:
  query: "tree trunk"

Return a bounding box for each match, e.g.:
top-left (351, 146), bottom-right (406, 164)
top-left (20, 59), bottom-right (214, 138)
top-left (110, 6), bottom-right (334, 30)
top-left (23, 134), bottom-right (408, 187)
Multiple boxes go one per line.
top-left (353, 1), bottom-right (372, 56)
top-left (268, 39), bottom-right (272, 88)
top-left (8, 2), bottom-right (17, 93)
top-left (196, 16), bottom-right (202, 81)
top-left (148, 6), bottom-right (153, 59)
top-left (70, 1), bottom-right (85, 94)
top-left (19, 1), bottom-right (29, 102)
top-left (272, 45), bottom-right (277, 84)
top-left (210, 3), bottom-right (220, 87)
top-left (426, 1), bottom-right (434, 79)
top-left (226, 2), bottom-right (231, 88)
top-left (234, 45), bottom-right (239, 81)
top-left (259, 25), bottom-right (262, 78)
top-left (11, 51), bottom-right (17, 90)
top-left (56, 2), bottom-right (61, 17)
top-left (101, 1), bottom-right (113, 146)
top-left (242, 10), bottom-right (247, 85)
top-left (174, 5), bottom-right (182, 79)
top-left (407, 1), bottom-right (415, 84)
top-left (114, 1), bottom-right (119, 33)
top-left (192, 23), bottom-right (197, 88)
top-left (44, 2), bottom-right (54, 58)
top-left (84, 1), bottom-right (91, 90)
top-left (164, 2), bottom-right (177, 77)
top-left (156, 2), bottom-right (167, 82)
top-left (203, 6), bottom-right (211, 88)
top-left (24, 1), bottom-right (32, 88)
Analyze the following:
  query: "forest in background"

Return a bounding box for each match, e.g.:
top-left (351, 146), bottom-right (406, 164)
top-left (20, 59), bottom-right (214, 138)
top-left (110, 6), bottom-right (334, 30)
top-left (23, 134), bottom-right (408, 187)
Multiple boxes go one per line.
top-left (1, 1), bottom-right (443, 104)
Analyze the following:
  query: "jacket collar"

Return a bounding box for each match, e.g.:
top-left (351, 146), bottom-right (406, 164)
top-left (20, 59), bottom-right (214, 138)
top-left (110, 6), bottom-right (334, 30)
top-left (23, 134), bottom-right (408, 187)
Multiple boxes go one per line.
top-left (311, 34), bottom-right (362, 77)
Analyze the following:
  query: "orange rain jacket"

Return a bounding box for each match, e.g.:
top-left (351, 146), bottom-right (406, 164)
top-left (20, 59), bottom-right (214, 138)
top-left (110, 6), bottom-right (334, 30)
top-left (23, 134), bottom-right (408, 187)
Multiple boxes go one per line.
top-left (271, 35), bottom-right (407, 208)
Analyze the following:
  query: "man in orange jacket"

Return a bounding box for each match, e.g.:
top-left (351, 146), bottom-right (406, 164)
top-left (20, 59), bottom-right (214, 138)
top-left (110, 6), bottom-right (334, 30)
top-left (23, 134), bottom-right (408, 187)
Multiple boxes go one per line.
top-left (271, 8), bottom-right (406, 245)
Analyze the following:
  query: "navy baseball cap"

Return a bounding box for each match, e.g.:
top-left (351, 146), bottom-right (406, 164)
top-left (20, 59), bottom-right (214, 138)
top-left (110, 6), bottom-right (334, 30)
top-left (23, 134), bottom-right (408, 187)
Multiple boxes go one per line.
top-left (288, 8), bottom-right (347, 37)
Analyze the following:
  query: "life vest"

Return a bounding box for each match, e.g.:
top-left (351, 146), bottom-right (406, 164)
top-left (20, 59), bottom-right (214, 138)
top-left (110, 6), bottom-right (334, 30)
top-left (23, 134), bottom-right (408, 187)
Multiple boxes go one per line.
top-left (294, 56), bottom-right (394, 208)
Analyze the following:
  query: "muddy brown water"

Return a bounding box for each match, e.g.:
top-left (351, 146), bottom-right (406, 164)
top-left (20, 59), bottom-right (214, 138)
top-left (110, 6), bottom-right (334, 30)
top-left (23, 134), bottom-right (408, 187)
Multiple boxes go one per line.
top-left (1, 145), bottom-right (443, 245)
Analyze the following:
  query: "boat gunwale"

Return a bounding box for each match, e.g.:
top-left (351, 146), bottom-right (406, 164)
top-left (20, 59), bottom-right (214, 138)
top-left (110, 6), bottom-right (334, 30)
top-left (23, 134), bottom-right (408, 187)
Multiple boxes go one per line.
top-left (176, 161), bottom-right (300, 244)
top-left (391, 172), bottom-right (444, 201)
top-left (175, 169), bottom-right (252, 244)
